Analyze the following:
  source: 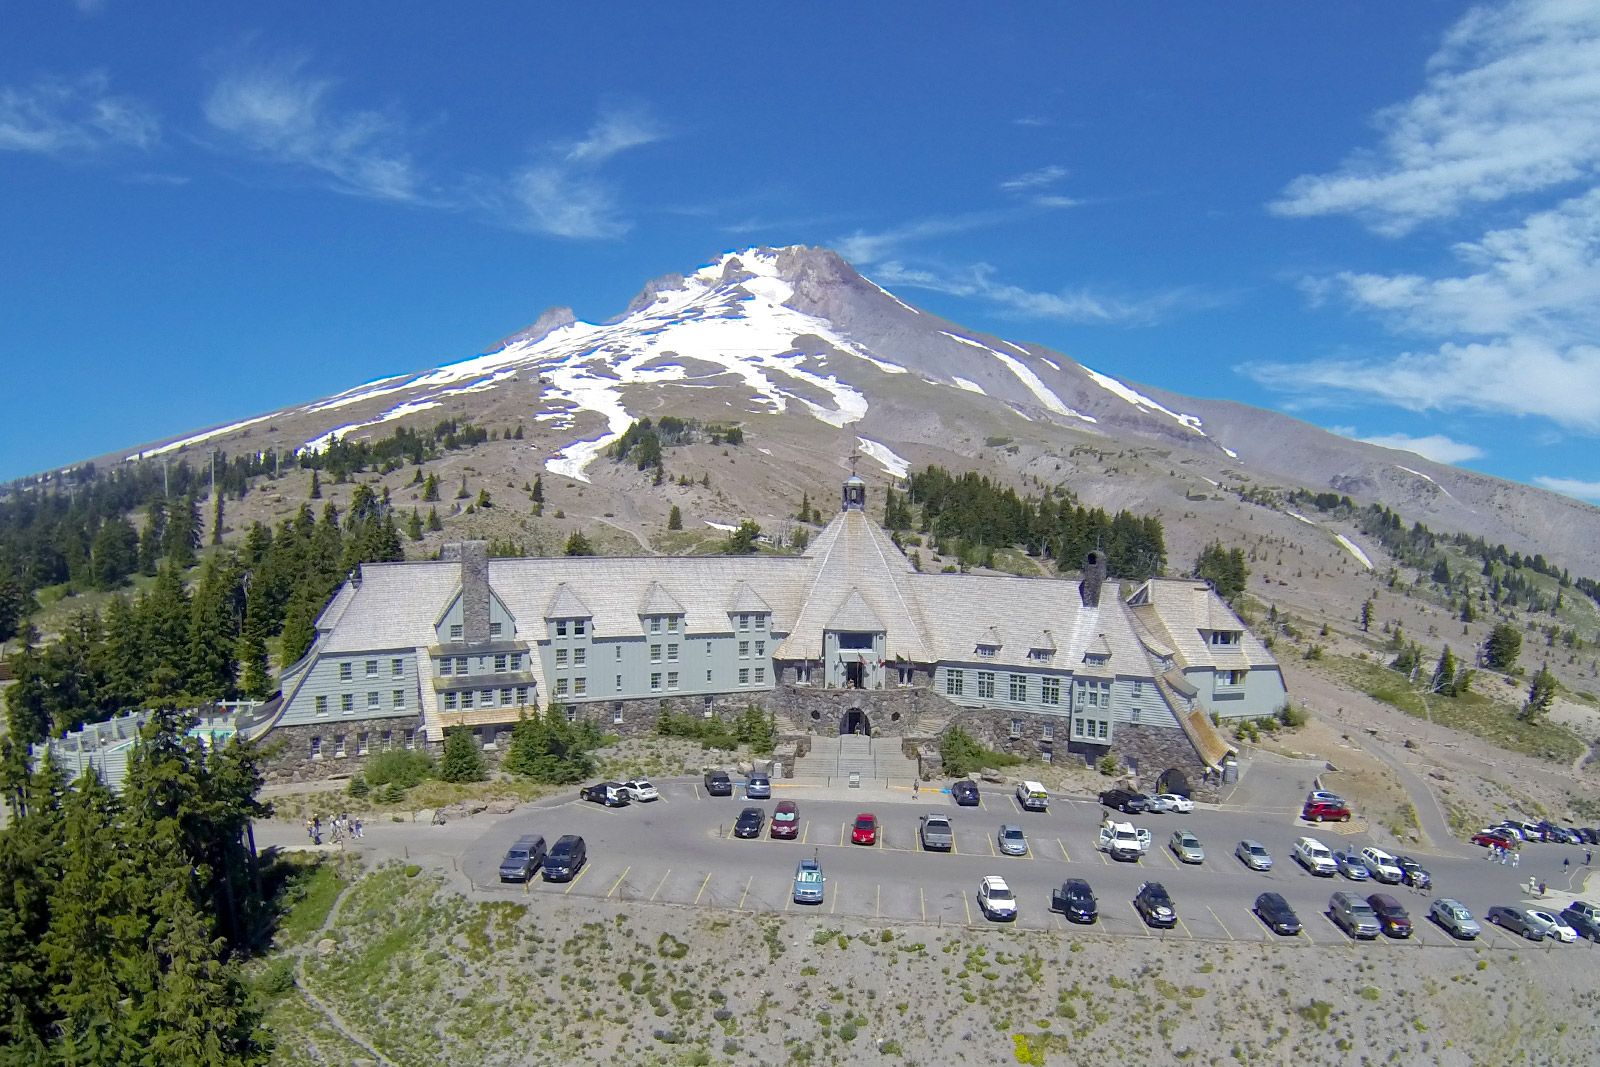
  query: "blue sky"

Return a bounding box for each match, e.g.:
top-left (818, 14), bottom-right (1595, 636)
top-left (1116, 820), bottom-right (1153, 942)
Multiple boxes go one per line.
top-left (3, 3), bottom-right (1599, 504)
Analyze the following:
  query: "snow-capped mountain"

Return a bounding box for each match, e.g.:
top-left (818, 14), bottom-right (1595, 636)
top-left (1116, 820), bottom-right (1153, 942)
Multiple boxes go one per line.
top-left (117, 244), bottom-right (1599, 575)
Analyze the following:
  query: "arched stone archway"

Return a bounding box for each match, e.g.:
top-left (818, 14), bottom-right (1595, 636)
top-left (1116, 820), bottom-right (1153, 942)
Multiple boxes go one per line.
top-left (1155, 767), bottom-right (1190, 797)
top-left (840, 708), bottom-right (871, 736)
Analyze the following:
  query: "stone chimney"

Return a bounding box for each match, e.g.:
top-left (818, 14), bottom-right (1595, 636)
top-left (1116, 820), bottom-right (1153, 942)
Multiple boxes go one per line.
top-left (1079, 550), bottom-right (1108, 608)
top-left (442, 540), bottom-right (491, 644)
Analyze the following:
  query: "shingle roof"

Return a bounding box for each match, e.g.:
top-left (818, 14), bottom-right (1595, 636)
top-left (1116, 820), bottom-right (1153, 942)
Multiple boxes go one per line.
top-left (1125, 579), bottom-right (1277, 670)
top-left (777, 510), bottom-right (930, 660)
top-left (729, 581), bottom-right (772, 614)
top-left (638, 581), bottom-right (685, 617)
top-left (546, 583), bottom-right (594, 620)
top-left (825, 588), bottom-right (885, 632)
top-left (978, 626), bottom-right (1003, 648)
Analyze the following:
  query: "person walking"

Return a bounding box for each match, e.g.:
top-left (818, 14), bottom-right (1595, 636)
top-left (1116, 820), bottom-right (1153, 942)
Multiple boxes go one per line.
top-left (353, 817), bottom-right (363, 839)
top-left (1511, 849), bottom-right (1519, 868)
top-left (912, 780), bottom-right (919, 798)
top-left (1586, 848), bottom-right (1592, 865)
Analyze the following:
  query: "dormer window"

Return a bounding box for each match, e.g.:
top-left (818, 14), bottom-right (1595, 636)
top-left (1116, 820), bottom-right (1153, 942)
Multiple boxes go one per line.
top-left (555, 620), bottom-right (568, 637)
top-left (1084, 653), bottom-right (1109, 667)
top-left (1027, 648), bottom-right (1053, 662)
top-left (1209, 630), bottom-right (1241, 647)
top-left (975, 646), bottom-right (997, 658)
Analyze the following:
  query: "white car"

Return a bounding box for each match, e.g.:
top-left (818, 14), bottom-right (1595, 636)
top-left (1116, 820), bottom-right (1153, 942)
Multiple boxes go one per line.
top-left (1147, 793), bottom-right (1194, 814)
top-left (620, 779), bottom-right (660, 802)
top-left (1526, 909), bottom-right (1579, 943)
top-left (1293, 836), bottom-right (1338, 876)
top-left (1359, 846), bottom-right (1404, 884)
top-left (978, 876), bottom-right (1018, 921)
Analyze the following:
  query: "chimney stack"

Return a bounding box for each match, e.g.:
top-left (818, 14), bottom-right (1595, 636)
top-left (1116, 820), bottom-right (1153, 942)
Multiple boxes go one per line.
top-left (443, 540), bottom-right (491, 643)
top-left (1079, 551), bottom-right (1107, 608)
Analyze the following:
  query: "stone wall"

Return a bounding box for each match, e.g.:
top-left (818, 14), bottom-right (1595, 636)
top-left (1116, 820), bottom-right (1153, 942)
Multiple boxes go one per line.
top-left (762, 683), bottom-right (947, 738)
top-left (262, 722), bottom-right (443, 784)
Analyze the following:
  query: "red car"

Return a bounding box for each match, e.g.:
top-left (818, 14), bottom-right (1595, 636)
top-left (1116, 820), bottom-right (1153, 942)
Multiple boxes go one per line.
top-left (1302, 801), bottom-right (1352, 823)
top-left (1471, 830), bottom-right (1516, 850)
top-left (771, 800), bottom-right (800, 840)
top-left (851, 813), bottom-right (878, 846)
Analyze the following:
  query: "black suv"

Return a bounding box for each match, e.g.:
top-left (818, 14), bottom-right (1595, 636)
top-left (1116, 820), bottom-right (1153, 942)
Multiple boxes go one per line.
top-left (733, 807), bottom-right (765, 838)
top-left (1050, 878), bottom-right (1097, 924)
top-left (1253, 892), bottom-right (1301, 936)
top-left (542, 834), bottom-right (587, 882)
top-left (1134, 882), bottom-right (1177, 928)
top-left (1394, 855), bottom-right (1432, 889)
top-left (951, 780), bottom-right (981, 806)
top-left (703, 770), bottom-right (734, 797)
top-left (1099, 788), bottom-right (1149, 814)
top-left (498, 834), bottom-right (547, 883)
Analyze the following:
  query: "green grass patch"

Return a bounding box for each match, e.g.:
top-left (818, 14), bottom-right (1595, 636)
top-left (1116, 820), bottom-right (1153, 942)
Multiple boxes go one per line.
top-left (273, 857), bottom-right (345, 947)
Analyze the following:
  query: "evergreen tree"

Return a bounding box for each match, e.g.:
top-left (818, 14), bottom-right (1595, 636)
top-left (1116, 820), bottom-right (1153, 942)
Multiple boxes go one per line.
top-left (476, 488), bottom-right (492, 509)
top-left (530, 475), bottom-right (543, 504)
top-left (438, 727), bottom-right (486, 783)
top-left (422, 473), bottom-right (440, 502)
top-left (406, 509), bottom-right (424, 541)
top-left (278, 586), bottom-right (321, 667)
top-left (0, 755), bottom-right (66, 1053)
top-left (137, 500), bottom-right (166, 576)
top-left (725, 520), bottom-right (761, 555)
top-left (99, 594), bottom-right (146, 710)
top-left (211, 490), bottom-right (225, 546)
top-left (1359, 598), bottom-right (1373, 633)
top-left (667, 505), bottom-right (682, 531)
top-left (455, 475), bottom-right (469, 500)
top-left (1460, 598), bottom-right (1475, 623)
top-left (0, 573), bottom-right (29, 643)
top-left (563, 531), bottom-right (594, 557)
top-left (309, 470), bottom-right (321, 500)
top-left (1193, 541), bottom-right (1248, 600)
top-left (162, 495), bottom-right (200, 569)
top-left (235, 598), bottom-right (272, 701)
top-left (1521, 664), bottom-right (1557, 722)
top-left (790, 526), bottom-right (810, 551)
top-left (798, 492), bottom-right (810, 523)
top-left (141, 567), bottom-right (193, 700)
top-left (426, 507), bottom-right (443, 533)
top-left (1484, 623), bottom-right (1523, 672)
top-left (187, 556), bottom-right (240, 700)
top-left (1431, 645), bottom-right (1458, 696)
top-left (90, 516), bottom-right (140, 590)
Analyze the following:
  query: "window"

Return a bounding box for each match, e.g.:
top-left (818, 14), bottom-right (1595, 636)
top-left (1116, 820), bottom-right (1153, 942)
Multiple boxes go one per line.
top-left (1088, 687), bottom-right (1100, 708)
top-left (666, 644), bottom-right (678, 663)
top-left (404, 728), bottom-right (416, 748)
top-left (667, 672), bottom-right (678, 691)
top-left (897, 664), bottom-right (913, 686)
top-left (490, 621), bottom-right (503, 637)
top-left (1210, 631), bottom-right (1240, 646)
top-left (705, 641), bottom-right (712, 654)
top-left (615, 644), bottom-right (623, 660)
top-left (1009, 674), bottom-right (1027, 702)
top-left (455, 657), bottom-right (467, 674)
top-left (357, 731), bottom-right (370, 755)
top-left (738, 641), bottom-right (750, 659)
top-left (461, 690), bottom-right (475, 709)
top-left (754, 640), bottom-right (765, 657)
top-left (796, 663), bottom-right (812, 685)
top-left (341, 693), bottom-right (354, 713)
top-left (1042, 678), bottom-right (1060, 705)
top-left (1219, 669), bottom-right (1246, 687)
top-left (565, 705), bottom-right (578, 723)
top-left (556, 620), bottom-right (568, 637)
top-left (450, 624), bottom-right (463, 640)
top-left (706, 670), bottom-right (713, 682)
top-left (650, 673), bottom-right (662, 692)
top-left (1131, 707), bottom-right (1141, 724)
top-left (366, 659), bottom-right (378, 676)
top-left (612, 703), bottom-right (624, 725)
top-left (975, 645), bottom-right (996, 658)
top-left (755, 614), bottom-right (766, 631)
top-left (334, 734), bottom-right (347, 758)
top-left (738, 668), bottom-right (750, 685)
top-left (310, 735), bottom-right (322, 759)
top-left (739, 613), bottom-right (750, 631)
top-left (1041, 721), bottom-right (1055, 742)
top-left (391, 657), bottom-right (404, 676)
top-left (444, 692), bottom-right (458, 710)
top-left (650, 616), bottom-right (662, 634)
top-left (315, 695), bottom-right (328, 715)
top-left (500, 687), bottom-right (513, 704)
top-left (754, 667), bottom-right (765, 684)
top-left (494, 654), bottom-right (508, 672)
top-left (381, 729), bottom-right (393, 748)
top-left (555, 678), bottom-right (569, 698)
top-left (574, 677), bottom-right (587, 696)
top-left (1098, 720), bottom-right (1109, 739)
top-left (555, 648), bottom-right (568, 667)
top-left (1009, 718), bottom-right (1023, 738)
top-left (666, 615), bottom-right (679, 633)
top-left (367, 691), bottom-right (380, 709)
top-left (1028, 648), bottom-right (1053, 661)
top-left (339, 662), bottom-right (353, 681)
top-left (574, 620), bottom-right (586, 636)
top-left (574, 648), bottom-right (587, 666)
top-left (615, 674), bottom-right (622, 691)
top-left (509, 653), bottom-right (521, 671)
top-left (977, 672), bottom-right (995, 699)
top-left (650, 644), bottom-right (662, 664)
top-left (439, 658), bottom-right (453, 676)
top-left (516, 686), bottom-right (528, 703)
top-left (1132, 680), bottom-right (1143, 697)
top-left (946, 669), bottom-right (964, 696)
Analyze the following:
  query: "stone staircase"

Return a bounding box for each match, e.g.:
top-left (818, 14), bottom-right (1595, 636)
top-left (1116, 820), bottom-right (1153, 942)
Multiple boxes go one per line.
top-left (790, 734), bottom-right (920, 787)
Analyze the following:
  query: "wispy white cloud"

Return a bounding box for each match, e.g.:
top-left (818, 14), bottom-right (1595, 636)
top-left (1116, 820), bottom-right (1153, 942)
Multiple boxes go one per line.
top-left (0, 72), bottom-right (158, 156)
top-left (872, 259), bottom-right (1205, 326)
top-left (1533, 475), bottom-right (1600, 503)
top-left (1270, 1), bottom-right (1600, 234)
top-left (1340, 430), bottom-right (1484, 464)
top-left (203, 56), bottom-right (418, 202)
top-left (833, 212), bottom-right (1008, 265)
top-left (1011, 115), bottom-right (1051, 128)
top-left (503, 105), bottom-right (664, 240)
top-left (1000, 164), bottom-right (1067, 191)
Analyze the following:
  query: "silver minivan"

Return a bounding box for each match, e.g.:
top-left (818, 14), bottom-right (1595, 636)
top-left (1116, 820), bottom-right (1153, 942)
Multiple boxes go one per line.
top-left (1329, 891), bottom-right (1381, 939)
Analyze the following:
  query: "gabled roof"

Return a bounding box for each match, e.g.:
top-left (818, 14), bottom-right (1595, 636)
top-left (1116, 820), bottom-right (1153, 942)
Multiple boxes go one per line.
top-left (777, 509), bottom-right (930, 660)
top-left (978, 626), bottom-right (1003, 648)
top-left (825, 588), bottom-right (885, 632)
top-left (1123, 579), bottom-right (1277, 671)
top-left (729, 581), bottom-right (772, 615)
top-left (1030, 630), bottom-right (1057, 652)
top-left (1084, 634), bottom-right (1112, 659)
top-left (545, 583), bottom-right (593, 619)
top-left (1203, 597), bottom-right (1243, 632)
top-left (638, 581), bottom-right (685, 617)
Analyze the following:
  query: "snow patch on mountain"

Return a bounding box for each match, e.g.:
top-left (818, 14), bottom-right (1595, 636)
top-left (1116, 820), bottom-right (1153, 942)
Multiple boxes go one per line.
top-left (1000, 340), bottom-right (1031, 357)
top-left (938, 332), bottom-right (1095, 423)
top-left (704, 520), bottom-right (738, 532)
top-left (1081, 365), bottom-right (1206, 436)
top-left (1395, 465), bottom-right (1454, 500)
top-left (1334, 533), bottom-right (1373, 570)
top-left (952, 376), bottom-right (988, 396)
top-left (1286, 511), bottom-right (1317, 525)
top-left (856, 437), bottom-right (909, 478)
top-left (127, 413), bottom-right (279, 460)
top-left (864, 277), bottom-right (920, 315)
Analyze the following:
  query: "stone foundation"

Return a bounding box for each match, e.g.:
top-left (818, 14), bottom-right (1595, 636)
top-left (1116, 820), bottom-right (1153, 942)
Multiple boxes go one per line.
top-left (262, 721), bottom-right (441, 784)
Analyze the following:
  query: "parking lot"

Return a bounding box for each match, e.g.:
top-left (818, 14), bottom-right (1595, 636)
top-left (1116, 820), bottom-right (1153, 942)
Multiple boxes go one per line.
top-left (449, 778), bottom-right (1595, 951)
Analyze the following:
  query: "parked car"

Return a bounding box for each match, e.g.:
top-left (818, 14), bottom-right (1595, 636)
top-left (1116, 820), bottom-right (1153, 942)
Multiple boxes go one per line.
top-left (1147, 793), bottom-right (1194, 814)
top-left (1096, 821), bottom-right (1151, 861)
top-left (580, 782), bottom-right (629, 807)
top-left (998, 824), bottom-right (1029, 856)
top-left (792, 858), bottom-right (825, 904)
top-left (1306, 789), bottom-right (1345, 807)
top-left (1486, 905), bottom-right (1546, 940)
top-left (1359, 846), bottom-right (1404, 884)
top-left (1169, 829), bottom-right (1205, 865)
top-left (620, 778), bottom-right (659, 803)
top-left (1366, 893), bottom-right (1412, 938)
top-left (919, 813), bottom-right (954, 851)
top-left (1253, 892), bottom-right (1301, 936)
top-left (1334, 850), bottom-right (1372, 881)
top-left (1526, 909), bottom-right (1579, 943)
top-left (950, 779), bottom-right (981, 806)
top-left (733, 807), bottom-right (765, 839)
top-left (1579, 827), bottom-right (1600, 845)
top-left (1134, 881), bottom-right (1177, 928)
top-left (1328, 892), bottom-right (1381, 939)
top-left (1293, 836), bottom-right (1338, 876)
top-left (1015, 781), bottom-right (1050, 812)
top-left (1394, 855), bottom-right (1432, 889)
top-left (770, 800), bottom-right (800, 839)
top-left (703, 769), bottom-right (734, 796)
top-left (1235, 840), bottom-right (1273, 871)
top-left (1050, 878), bottom-right (1098, 924)
top-left (1099, 788), bottom-right (1149, 814)
top-left (1429, 898), bottom-right (1481, 940)
top-left (745, 775), bottom-right (772, 800)
top-left (1561, 902), bottom-right (1600, 942)
top-left (851, 813), bottom-right (879, 846)
top-left (498, 834), bottom-right (547, 883)
top-left (542, 834), bottom-right (586, 882)
top-left (1471, 829), bottom-right (1517, 850)
top-left (1302, 800), bottom-right (1352, 823)
top-left (977, 875), bottom-right (1018, 921)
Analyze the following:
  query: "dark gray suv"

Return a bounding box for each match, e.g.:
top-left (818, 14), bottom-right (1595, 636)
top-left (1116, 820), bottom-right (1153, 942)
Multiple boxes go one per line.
top-left (498, 834), bottom-right (547, 882)
top-left (543, 834), bottom-right (587, 882)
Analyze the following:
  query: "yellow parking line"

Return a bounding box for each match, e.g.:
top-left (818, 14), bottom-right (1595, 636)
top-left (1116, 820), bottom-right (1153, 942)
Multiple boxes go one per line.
top-left (988, 837), bottom-right (998, 858)
top-left (605, 866), bottom-right (631, 899)
top-left (1058, 840), bottom-right (1071, 862)
top-left (693, 872), bottom-right (711, 905)
top-left (838, 822), bottom-right (846, 847)
top-left (801, 822), bottom-right (809, 845)
top-left (737, 875), bottom-right (752, 911)
top-left (963, 894), bottom-right (973, 925)
top-left (650, 869), bottom-right (672, 902)
top-left (1175, 915), bottom-right (1195, 939)
top-left (1208, 906), bottom-right (1234, 941)
top-left (875, 885), bottom-right (881, 918)
top-left (1300, 924), bottom-right (1315, 945)
top-left (830, 887), bottom-right (838, 914)
top-left (692, 783), bottom-right (701, 800)
top-left (562, 867), bottom-right (591, 896)
top-left (920, 886), bottom-right (927, 923)
top-left (977, 794), bottom-right (986, 811)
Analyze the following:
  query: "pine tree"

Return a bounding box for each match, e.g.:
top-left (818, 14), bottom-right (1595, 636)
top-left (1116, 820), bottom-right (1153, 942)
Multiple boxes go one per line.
top-left (531, 475), bottom-right (544, 504)
top-left (236, 598), bottom-right (272, 701)
top-left (422, 473), bottom-right (440, 502)
top-left (406, 509), bottom-right (424, 541)
top-left (141, 567), bottom-right (193, 700)
top-left (1521, 664), bottom-right (1557, 722)
top-left (456, 475), bottom-right (469, 500)
top-left (278, 587), bottom-right (320, 667)
top-left (0, 755), bottom-right (66, 1052)
top-left (438, 727), bottom-right (486, 783)
top-left (187, 556), bottom-right (240, 700)
top-left (211, 490), bottom-right (225, 546)
top-left (798, 492), bottom-right (810, 522)
top-left (476, 488), bottom-right (492, 509)
top-left (1484, 623), bottom-right (1523, 672)
top-left (563, 531), bottom-right (594, 557)
top-left (163, 495), bottom-right (200, 569)
top-left (309, 470), bottom-right (322, 500)
top-left (426, 507), bottom-right (443, 532)
top-left (1431, 645), bottom-right (1458, 696)
top-left (667, 505), bottom-right (682, 531)
top-left (1359, 599), bottom-right (1373, 633)
top-left (90, 516), bottom-right (140, 590)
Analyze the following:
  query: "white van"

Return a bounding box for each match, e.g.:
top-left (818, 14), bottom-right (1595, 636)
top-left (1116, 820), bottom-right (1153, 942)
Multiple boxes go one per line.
top-left (1294, 836), bottom-right (1338, 876)
top-left (1016, 781), bottom-right (1049, 812)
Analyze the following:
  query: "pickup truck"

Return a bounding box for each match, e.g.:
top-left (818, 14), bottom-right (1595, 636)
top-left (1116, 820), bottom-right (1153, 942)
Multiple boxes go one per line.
top-left (919, 813), bottom-right (954, 851)
top-left (1096, 820), bottom-right (1151, 861)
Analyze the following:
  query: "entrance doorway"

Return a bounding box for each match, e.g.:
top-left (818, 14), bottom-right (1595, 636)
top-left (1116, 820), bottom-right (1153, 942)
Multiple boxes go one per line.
top-left (840, 709), bottom-right (871, 736)
top-left (845, 661), bottom-right (864, 689)
top-left (1155, 768), bottom-right (1190, 797)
